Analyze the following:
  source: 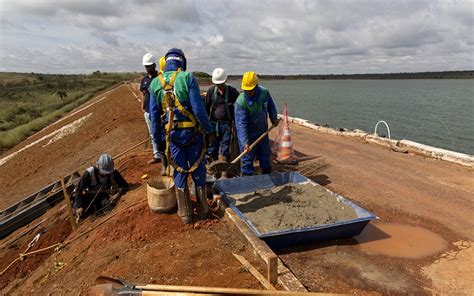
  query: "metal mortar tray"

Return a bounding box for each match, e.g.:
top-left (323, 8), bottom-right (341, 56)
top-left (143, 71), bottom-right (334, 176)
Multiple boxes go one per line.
top-left (214, 172), bottom-right (376, 248)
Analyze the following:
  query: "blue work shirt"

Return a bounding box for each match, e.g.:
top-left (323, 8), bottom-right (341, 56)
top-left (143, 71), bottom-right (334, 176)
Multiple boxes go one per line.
top-left (234, 86), bottom-right (278, 147)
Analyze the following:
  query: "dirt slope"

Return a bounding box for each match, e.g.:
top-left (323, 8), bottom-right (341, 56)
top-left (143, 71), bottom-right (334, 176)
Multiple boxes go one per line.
top-left (0, 83), bottom-right (147, 209)
top-left (0, 84), bottom-right (263, 294)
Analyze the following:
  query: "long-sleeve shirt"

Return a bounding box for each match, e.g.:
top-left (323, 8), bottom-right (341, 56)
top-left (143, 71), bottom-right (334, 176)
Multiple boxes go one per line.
top-left (149, 70), bottom-right (213, 144)
top-left (140, 71), bottom-right (157, 112)
top-left (73, 167), bottom-right (128, 209)
top-left (234, 86), bottom-right (278, 147)
top-left (204, 85), bottom-right (239, 122)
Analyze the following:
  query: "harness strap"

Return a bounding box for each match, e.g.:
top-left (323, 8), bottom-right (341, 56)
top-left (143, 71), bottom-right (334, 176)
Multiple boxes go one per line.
top-left (210, 85), bottom-right (231, 123)
top-left (157, 69), bottom-right (206, 174)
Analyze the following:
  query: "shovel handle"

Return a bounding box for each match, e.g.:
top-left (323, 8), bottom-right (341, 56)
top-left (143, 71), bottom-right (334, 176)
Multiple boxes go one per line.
top-left (231, 123), bottom-right (277, 164)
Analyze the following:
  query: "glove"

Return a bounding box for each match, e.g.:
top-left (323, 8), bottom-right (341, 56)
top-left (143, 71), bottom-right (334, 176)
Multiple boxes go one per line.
top-left (110, 193), bottom-right (121, 205)
top-left (271, 118), bottom-right (281, 127)
top-left (206, 132), bottom-right (216, 148)
top-left (243, 144), bottom-right (250, 153)
top-left (75, 207), bottom-right (84, 219)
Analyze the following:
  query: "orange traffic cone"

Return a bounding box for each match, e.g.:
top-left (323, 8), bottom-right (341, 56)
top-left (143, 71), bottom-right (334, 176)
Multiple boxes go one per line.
top-left (277, 103), bottom-right (296, 163)
top-left (271, 119), bottom-right (283, 155)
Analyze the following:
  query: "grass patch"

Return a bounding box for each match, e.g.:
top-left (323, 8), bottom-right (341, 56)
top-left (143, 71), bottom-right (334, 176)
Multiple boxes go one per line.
top-left (0, 72), bottom-right (140, 151)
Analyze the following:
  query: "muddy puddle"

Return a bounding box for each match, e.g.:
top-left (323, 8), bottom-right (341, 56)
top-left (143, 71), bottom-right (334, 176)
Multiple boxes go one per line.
top-left (355, 222), bottom-right (448, 259)
top-left (232, 183), bottom-right (357, 233)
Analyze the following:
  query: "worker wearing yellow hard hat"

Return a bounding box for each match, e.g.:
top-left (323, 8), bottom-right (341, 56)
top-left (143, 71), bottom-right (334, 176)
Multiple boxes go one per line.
top-left (241, 71), bottom-right (259, 90)
top-left (159, 56), bottom-right (166, 72)
top-left (235, 71), bottom-right (279, 175)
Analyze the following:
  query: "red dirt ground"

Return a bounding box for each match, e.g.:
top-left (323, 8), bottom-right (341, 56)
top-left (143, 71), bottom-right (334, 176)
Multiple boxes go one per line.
top-left (1, 154), bottom-right (263, 295)
top-left (1, 82), bottom-right (473, 295)
top-left (0, 84), bottom-right (263, 295)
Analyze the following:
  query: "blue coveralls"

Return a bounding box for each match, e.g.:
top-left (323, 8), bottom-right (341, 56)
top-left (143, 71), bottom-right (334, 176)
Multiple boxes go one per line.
top-left (205, 85), bottom-right (239, 160)
top-left (149, 62), bottom-right (213, 189)
top-left (234, 86), bottom-right (278, 175)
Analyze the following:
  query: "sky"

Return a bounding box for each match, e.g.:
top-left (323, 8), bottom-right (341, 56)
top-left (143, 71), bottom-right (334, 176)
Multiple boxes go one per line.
top-left (0, 0), bottom-right (473, 75)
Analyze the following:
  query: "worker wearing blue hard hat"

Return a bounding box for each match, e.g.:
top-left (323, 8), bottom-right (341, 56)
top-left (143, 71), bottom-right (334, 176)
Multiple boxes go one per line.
top-left (149, 48), bottom-right (215, 224)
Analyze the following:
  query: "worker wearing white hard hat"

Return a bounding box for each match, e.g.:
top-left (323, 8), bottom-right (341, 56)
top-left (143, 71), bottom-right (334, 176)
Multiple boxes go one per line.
top-left (73, 154), bottom-right (129, 222)
top-left (140, 53), bottom-right (162, 165)
top-left (204, 68), bottom-right (240, 177)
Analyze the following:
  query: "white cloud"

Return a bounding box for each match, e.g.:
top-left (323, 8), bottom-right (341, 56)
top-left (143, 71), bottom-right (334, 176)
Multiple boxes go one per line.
top-left (0, 0), bottom-right (473, 74)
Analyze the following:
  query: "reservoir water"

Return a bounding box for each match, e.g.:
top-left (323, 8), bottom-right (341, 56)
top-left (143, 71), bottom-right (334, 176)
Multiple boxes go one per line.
top-left (246, 79), bottom-right (474, 155)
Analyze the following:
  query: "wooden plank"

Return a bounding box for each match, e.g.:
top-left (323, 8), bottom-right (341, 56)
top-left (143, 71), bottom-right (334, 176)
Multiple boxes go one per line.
top-left (277, 258), bottom-right (307, 292)
top-left (61, 176), bottom-right (77, 231)
top-left (233, 253), bottom-right (276, 290)
top-left (225, 207), bottom-right (278, 285)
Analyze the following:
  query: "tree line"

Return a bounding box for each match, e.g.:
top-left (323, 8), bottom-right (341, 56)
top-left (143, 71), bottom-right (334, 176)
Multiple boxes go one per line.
top-left (227, 70), bottom-right (474, 80)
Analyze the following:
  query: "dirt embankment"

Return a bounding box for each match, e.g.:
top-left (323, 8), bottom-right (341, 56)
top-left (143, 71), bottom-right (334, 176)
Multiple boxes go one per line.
top-left (0, 83), bottom-right (264, 293)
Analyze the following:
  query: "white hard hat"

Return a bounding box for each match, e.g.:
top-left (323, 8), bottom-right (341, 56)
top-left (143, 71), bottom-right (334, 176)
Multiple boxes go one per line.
top-left (96, 153), bottom-right (114, 175)
top-left (212, 68), bottom-right (227, 84)
top-left (142, 53), bottom-right (156, 66)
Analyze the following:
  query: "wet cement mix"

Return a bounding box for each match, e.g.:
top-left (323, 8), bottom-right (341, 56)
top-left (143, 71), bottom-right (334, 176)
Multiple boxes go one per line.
top-left (232, 183), bottom-right (358, 233)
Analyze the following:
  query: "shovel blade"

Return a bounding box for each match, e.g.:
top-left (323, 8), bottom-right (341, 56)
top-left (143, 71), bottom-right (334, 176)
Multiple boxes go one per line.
top-left (206, 160), bottom-right (232, 174)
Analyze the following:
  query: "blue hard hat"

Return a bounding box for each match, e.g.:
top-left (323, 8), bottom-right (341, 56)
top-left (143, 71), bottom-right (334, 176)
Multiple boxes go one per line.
top-left (165, 48), bottom-right (187, 71)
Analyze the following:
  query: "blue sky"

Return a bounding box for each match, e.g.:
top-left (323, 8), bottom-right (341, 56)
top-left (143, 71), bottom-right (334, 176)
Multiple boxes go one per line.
top-left (1, 0), bottom-right (473, 74)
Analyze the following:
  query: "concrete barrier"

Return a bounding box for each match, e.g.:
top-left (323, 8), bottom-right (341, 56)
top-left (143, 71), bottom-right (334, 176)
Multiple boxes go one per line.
top-left (283, 115), bottom-right (474, 168)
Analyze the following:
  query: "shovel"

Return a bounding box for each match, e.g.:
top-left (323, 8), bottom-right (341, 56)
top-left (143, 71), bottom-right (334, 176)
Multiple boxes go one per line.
top-left (207, 122), bottom-right (278, 175)
top-left (88, 275), bottom-right (335, 295)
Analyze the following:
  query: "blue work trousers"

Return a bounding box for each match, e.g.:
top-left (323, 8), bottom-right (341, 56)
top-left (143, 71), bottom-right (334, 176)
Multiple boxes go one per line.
top-left (144, 111), bottom-right (160, 159)
top-left (239, 135), bottom-right (272, 176)
top-left (170, 129), bottom-right (206, 189)
top-left (208, 121), bottom-right (231, 160)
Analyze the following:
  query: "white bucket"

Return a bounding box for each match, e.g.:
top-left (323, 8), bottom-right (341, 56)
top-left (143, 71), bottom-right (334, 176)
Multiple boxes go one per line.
top-left (147, 177), bottom-right (176, 213)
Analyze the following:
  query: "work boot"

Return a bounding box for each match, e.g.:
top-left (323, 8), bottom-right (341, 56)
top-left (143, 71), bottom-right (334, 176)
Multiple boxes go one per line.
top-left (195, 186), bottom-right (209, 220)
top-left (159, 152), bottom-right (168, 176)
top-left (176, 187), bottom-right (193, 224)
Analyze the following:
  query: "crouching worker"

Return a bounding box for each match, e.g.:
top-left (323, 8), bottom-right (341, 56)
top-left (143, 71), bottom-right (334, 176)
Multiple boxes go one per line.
top-left (149, 48), bottom-right (215, 224)
top-left (73, 153), bottom-right (129, 221)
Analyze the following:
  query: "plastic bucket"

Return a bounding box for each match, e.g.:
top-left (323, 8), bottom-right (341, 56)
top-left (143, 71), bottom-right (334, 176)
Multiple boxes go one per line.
top-left (147, 177), bottom-right (176, 213)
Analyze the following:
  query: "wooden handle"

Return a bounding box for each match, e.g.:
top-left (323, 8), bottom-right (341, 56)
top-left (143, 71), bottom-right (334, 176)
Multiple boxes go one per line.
top-left (138, 284), bottom-right (343, 295)
top-left (113, 137), bottom-right (150, 160)
top-left (61, 176), bottom-right (77, 231)
top-left (231, 124), bottom-right (277, 164)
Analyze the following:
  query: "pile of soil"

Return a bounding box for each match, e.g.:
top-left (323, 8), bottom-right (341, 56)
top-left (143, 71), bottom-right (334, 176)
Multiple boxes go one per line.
top-left (233, 183), bottom-right (357, 233)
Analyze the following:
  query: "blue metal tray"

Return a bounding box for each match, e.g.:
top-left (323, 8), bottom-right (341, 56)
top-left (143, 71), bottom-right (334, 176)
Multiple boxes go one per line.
top-left (214, 172), bottom-right (376, 248)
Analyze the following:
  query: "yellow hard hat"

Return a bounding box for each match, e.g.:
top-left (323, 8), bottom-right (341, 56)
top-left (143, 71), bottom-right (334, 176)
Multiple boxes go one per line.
top-left (241, 71), bottom-right (259, 91)
top-left (159, 56), bottom-right (166, 72)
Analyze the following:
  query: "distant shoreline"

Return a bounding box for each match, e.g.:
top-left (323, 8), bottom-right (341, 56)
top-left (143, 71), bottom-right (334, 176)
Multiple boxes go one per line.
top-left (227, 70), bottom-right (474, 80)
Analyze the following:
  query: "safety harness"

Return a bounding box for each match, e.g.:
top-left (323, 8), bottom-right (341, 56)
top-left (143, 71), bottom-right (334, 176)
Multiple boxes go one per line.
top-left (209, 85), bottom-right (232, 136)
top-left (157, 69), bottom-right (206, 174)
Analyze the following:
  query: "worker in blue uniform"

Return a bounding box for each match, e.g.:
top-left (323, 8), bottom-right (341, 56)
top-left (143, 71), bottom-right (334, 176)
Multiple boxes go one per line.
top-left (149, 48), bottom-right (214, 224)
top-left (234, 71), bottom-right (279, 176)
top-left (204, 67), bottom-right (240, 178)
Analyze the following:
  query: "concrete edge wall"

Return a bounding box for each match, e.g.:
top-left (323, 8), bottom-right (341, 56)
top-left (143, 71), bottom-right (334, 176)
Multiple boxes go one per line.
top-left (279, 114), bottom-right (474, 168)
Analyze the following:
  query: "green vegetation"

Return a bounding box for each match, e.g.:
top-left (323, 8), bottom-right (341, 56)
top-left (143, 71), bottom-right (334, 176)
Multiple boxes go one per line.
top-left (0, 72), bottom-right (139, 151)
top-left (193, 71), bottom-right (212, 84)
